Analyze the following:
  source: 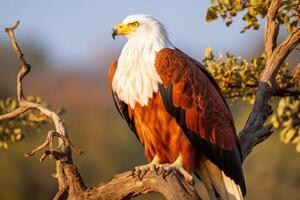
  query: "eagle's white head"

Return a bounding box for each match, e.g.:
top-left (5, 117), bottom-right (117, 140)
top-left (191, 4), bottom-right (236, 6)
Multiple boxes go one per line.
top-left (112, 15), bottom-right (170, 41)
top-left (111, 15), bottom-right (173, 108)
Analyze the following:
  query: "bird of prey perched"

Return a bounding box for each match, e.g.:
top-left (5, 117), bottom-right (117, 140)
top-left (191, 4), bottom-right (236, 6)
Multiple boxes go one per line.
top-left (108, 14), bottom-right (246, 200)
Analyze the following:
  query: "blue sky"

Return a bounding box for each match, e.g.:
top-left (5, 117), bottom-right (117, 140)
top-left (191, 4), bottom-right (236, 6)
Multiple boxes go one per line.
top-left (0, 0), bottom-right (263, 68)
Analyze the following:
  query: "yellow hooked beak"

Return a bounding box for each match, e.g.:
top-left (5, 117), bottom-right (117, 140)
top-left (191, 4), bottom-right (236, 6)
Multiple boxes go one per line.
top-left (112, 22), bottom-right (139, 39)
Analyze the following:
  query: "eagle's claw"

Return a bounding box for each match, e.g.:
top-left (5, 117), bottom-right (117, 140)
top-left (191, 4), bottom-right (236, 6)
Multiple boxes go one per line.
top-left (161, 156), bottom-right (195, 185)
top-left (131, 155), bottom-right (162, 180)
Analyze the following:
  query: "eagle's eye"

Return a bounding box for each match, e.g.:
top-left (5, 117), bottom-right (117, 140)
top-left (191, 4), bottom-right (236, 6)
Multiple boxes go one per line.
top-left (130, 22), bottom-right (139, 28)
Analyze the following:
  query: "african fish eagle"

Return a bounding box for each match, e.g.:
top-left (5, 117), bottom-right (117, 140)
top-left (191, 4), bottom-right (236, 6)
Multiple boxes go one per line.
top-left (108, 14), bottom-right (246, 200)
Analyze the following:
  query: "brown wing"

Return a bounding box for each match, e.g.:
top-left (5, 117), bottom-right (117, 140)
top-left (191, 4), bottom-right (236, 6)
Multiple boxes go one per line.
top-left (155, 48), bottom-right (236, 149)
top-left (155, 48), bottom-right (246, 195)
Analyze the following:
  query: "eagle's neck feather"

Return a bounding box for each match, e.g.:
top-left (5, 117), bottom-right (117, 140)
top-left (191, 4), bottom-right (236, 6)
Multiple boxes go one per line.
top-left (112, 35), bottom-right (173, 108)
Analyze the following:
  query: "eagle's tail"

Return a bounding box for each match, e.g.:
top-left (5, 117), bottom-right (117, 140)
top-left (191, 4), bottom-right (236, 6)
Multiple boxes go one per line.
top-left (195, 157), bottom-right (244, 200)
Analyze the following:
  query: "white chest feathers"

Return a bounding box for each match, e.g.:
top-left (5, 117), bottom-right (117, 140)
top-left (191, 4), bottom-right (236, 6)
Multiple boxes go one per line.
top-left (112, 38), bottom-right (173, 108)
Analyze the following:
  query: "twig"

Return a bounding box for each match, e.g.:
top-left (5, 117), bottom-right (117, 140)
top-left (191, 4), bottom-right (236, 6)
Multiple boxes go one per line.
top-left (5, 21), bottom-right (30, 102)
top-left (0, 106), bottom-right (30, 121)
top-left (224, 84), bottom-right (300, 99)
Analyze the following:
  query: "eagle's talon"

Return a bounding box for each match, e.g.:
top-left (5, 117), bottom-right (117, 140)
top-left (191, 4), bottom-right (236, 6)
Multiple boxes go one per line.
top-left (189, 178), bottom-right (195, 186)
top-left (162, 168), bottom-right (172, 179)
top-left (137, 169), bottom-right (142, 180)
top-left (154, 164), bottom-right (163, 175)
top-left (162, 163), bottom-right (194, 184)
top-left (132, 155), bottom-right (161, 180)
top-left (161, 155), bottom-right (194, 184)
top-left (129, 169), bottom-right (136, 177)
top-left (138, 167), bottom-right (149, 180)
top-left (132, 166), bottom-right (148, 180)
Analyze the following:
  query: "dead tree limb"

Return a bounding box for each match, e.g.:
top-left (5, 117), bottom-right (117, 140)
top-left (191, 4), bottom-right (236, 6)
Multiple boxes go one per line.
top-left (2, 21), bottom-right (86, 199)
top-left (78, 171), bottom-right (201, 200)
top-left (1, 0), bottom-right (299, 199)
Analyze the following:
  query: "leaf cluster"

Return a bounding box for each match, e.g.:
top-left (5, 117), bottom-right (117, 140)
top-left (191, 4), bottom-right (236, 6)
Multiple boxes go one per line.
top-left (0, 96), bottom-right (53, 149)
top-left (206, 0), bottom-right (300, 33)
top-left (203, 48), bottom-right (300, 152)
top-left (203, 48), bottom-right (295, 101)
top-left (270, 96), bottom-right (300, 152)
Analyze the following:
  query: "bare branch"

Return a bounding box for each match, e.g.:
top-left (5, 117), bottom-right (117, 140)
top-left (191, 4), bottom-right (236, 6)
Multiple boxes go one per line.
top-left (264, 0), bottom-right (281, 59)
top-left (1, 21), bottom-right (85, 196)
top-left (0, 106), bottom-right (30, 121)
top-left (5, 21), bottom-right (30, 101)
top-left (78, 171), bottom-right (201, 200)
top-left (261, 29), bottom-right (300, 85)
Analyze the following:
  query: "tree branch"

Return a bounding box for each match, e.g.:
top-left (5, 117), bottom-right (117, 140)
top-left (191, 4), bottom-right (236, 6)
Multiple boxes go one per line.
top-left (264, 0), bottom-right (281, 59)
top-left (5, 21), bottom-right (30, 102)
top-left (0, 106), bottom-right (30, 121)
top-left (78, 171), bottom-right (201, 200)
top-left (238, 0), bottom-right (300, 160)
top-left (1, 21), bottom-right (85, 197)
top-left (261, 28), bottom-right (300, 85)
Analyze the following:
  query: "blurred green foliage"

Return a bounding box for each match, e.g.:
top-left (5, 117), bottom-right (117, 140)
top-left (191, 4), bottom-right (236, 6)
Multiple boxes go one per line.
top-left (0, 96), bottom-right (51, 149)
top-left (271, 97), bottom-right (300, 152)
top-left (206, 0), bottom-right (300, 33)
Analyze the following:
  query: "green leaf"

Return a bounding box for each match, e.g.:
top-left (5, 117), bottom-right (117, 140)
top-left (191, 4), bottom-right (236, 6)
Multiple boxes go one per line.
top-left (225, 20), bottom-right (233, 27)
top-left (0, 96), bottom-right (59, 149)
top-left (204, 48), bottom-right (213, 59)
top-left (284, 15), bottom-right (291, 34)
top-left (206, 6), bottom-right (218, 22)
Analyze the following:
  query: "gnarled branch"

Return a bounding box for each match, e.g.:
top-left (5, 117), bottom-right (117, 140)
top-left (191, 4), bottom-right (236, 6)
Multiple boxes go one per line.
top-left (78, 171), bottom-right (201, 200)
top-left (1, 21), bottom-right (85, 198)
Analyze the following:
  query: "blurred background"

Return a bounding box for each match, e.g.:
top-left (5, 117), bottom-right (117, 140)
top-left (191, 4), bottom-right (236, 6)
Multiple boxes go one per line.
top-left (0, 0), bottom-right (299, 199)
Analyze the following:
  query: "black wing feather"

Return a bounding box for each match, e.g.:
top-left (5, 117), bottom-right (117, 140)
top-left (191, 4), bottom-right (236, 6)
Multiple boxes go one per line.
top-left (112, 92), bottom-right (141, 143)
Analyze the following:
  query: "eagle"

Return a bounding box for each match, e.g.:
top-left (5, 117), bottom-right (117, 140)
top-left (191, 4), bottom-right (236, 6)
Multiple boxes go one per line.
top-left (108, 15), bottom-right (246, 200)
